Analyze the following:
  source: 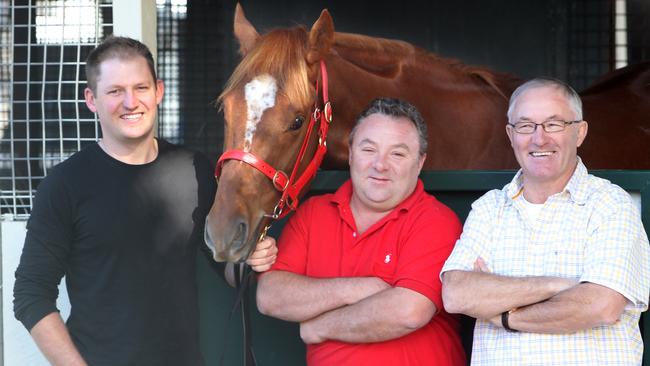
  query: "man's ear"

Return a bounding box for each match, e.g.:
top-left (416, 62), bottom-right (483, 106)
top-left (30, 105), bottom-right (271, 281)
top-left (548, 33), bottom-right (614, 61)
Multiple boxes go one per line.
top-left (418, 153), bottom-right (427, 172)
top-left (84, 87), bottom-right (97, 113)
top-left (155, 80), bottom-right (165, 105)
top-left (505, 124), bottom-right (515, 147)
top-left (348, 143), bottom-right (354, 166)
top-left (576, 121), bottom-right (588, 147)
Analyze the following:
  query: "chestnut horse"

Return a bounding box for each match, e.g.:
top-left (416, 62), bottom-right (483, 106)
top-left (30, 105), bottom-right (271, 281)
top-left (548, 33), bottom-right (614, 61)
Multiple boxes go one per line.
top-left (578, 62), bottom-right (650, 169)
top-left (205, 5), bottom-right (650, 262)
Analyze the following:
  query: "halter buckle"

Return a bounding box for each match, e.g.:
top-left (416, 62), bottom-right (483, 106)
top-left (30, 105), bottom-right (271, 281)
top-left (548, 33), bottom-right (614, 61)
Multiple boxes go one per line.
top-left (323, 101), bottom-right (332, 123)
top-left (272, 170), bottom-right (289, 191)
top-left (312, 107), bottom-right (321, 121)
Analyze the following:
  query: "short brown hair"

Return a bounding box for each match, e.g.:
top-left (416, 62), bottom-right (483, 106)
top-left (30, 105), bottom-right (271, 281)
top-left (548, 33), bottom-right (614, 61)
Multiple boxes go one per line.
top-left (85, 36), bottom-right (156, 92)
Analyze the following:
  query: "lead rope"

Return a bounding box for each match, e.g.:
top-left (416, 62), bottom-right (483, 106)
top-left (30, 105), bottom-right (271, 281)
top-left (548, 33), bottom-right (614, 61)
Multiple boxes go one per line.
top-left (218, 215), bottom-right (275, 366)
top-left (237, 263), bottom-right (256, 366)
top-left (232, 220), bottom-right (274, 366)
top-left (218, 263), bottom-right (256, 366)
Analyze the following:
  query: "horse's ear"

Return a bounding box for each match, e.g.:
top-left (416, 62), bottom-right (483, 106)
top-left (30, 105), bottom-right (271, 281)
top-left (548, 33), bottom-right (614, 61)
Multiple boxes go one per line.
top-left (306, 9), bottom-right (334, 65)
top-left (233, 3), bottom-right (260, 56)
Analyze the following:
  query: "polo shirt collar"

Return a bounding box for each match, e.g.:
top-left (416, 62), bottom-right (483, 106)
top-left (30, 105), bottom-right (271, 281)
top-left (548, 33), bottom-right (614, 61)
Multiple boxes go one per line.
top-left (331, 179), bottom-right (426, 221)
top-left (504, 157), bottom-right (589, 205)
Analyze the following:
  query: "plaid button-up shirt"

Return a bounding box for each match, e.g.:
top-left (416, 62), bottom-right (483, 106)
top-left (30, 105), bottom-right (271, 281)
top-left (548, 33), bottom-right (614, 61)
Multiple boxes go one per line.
top-left (442, 159), bottom-right (650, 365)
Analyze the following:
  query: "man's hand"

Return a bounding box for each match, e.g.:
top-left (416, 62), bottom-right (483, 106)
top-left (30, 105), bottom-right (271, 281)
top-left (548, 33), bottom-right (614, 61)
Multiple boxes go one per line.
top-left (473, 256), bottom-right (490, 272)
top-left (246, 237), bottom-right (278, 272)
top-left (488, 313), bottom-right (502, 328)
top-left (300, 319), bottom-right (325, 344)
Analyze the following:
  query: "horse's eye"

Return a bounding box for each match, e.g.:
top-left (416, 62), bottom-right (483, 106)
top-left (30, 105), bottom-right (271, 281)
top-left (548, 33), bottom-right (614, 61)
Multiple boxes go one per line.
top-left (288, 116), bottom-right (305, 131)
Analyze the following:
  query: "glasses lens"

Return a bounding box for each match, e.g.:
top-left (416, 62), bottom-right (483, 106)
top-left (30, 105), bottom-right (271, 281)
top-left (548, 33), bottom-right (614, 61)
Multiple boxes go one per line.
top-left (544, 120), bottom-right (566, 132)
top-left (515, 122), bottom-right (535, 134)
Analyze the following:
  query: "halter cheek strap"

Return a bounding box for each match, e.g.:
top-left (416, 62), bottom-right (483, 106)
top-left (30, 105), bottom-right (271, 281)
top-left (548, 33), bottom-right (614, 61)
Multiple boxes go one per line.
top-left (215, 60), bottom-right (332, 219)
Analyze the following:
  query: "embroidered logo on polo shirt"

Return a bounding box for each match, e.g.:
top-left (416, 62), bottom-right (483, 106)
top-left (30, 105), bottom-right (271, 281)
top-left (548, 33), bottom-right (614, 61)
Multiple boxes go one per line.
top-left (384, 254), bottom-right (392, 263)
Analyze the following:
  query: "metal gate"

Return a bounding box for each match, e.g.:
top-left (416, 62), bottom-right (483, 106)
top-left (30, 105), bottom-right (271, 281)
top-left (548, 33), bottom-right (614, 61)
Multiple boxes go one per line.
top-left (0, 0), bottom-right (111, 220)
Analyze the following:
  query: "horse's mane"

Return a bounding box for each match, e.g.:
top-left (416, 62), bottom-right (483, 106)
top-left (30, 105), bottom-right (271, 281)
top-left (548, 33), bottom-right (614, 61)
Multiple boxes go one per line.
top-left (333, 32), bottom-right (520, 100)
top-left (219, 26), bottom-right (313, 108)
top-left (220, 25), bottom-right (521, 107)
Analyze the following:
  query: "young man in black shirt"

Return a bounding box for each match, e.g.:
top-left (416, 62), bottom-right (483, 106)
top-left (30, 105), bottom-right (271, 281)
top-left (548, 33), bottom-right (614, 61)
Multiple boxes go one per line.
top-left (13, 36), bottom-right (277, 366)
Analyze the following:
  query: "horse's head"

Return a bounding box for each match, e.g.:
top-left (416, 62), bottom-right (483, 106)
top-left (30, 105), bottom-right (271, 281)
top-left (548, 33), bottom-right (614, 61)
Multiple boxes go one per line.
top-left (205, 4), bottom-right (334, 262)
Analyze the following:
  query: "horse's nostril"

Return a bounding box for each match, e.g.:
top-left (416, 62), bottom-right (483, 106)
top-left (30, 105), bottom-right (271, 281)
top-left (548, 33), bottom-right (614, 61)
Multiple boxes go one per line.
top-left (232, 222), bottom-right (247, 249)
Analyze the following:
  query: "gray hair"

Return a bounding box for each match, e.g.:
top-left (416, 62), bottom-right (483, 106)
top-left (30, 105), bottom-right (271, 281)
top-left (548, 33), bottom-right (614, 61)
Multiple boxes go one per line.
top-left (507, 78), bottom-right (583, 123)
top-left (349, 98), bottom-right (428, 156)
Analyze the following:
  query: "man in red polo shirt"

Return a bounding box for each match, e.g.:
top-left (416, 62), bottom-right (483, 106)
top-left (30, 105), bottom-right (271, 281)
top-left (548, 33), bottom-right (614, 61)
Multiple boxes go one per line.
top-left (256, 98), bottom-right (466, 365)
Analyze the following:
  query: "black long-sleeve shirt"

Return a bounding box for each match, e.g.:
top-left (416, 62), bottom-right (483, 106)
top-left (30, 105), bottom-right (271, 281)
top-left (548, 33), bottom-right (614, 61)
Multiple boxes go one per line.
top-left (14, 140), bottom-right (217, 366)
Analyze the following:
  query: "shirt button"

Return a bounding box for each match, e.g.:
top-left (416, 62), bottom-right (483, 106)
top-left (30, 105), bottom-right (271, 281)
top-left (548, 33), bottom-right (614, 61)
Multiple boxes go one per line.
top-left (352, 232), bottom-right (357, 237)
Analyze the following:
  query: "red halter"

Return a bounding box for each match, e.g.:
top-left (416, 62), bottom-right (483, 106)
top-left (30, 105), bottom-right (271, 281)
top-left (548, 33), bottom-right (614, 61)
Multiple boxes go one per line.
top-left (215, 60), bottom-right (332, 219)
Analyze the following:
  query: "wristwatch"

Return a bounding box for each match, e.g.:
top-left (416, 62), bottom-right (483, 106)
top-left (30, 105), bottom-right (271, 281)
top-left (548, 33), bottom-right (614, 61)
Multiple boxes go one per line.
top-left (501, 308), bottom-right (519, 332)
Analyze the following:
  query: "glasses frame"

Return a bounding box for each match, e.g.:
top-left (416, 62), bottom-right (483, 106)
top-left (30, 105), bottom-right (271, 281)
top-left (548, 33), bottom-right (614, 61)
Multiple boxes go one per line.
top-left (508, 119), bottom-right (583, 134)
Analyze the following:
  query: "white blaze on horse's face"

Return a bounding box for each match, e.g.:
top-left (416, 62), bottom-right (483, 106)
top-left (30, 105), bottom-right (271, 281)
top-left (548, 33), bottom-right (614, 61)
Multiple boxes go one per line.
top-left (243, 74), bottom-right (277, 151)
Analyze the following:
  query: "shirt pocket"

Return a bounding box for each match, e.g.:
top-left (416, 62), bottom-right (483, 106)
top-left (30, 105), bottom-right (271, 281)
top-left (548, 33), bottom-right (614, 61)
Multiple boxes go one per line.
top-left (543, 234), bottom-right (586, 278)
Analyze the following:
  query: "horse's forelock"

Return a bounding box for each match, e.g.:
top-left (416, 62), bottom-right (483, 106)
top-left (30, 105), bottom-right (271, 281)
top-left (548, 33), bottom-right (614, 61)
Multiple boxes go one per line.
top-left (219, 27), bottom-right (313, 110)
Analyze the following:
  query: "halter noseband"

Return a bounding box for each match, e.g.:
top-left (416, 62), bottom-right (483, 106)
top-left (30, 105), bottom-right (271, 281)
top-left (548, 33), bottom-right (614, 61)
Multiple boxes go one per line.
top-left (215, 60), bottom-right (332, 220)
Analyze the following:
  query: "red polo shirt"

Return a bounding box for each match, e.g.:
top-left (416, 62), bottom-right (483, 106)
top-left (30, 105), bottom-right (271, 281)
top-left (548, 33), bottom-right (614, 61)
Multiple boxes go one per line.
top-left (270, 179), bottom-right (465, 366)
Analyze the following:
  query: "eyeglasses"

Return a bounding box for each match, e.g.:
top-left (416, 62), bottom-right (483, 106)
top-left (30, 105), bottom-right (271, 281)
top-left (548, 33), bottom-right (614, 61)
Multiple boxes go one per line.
top-left (508, 119), bottom-right (582, 134)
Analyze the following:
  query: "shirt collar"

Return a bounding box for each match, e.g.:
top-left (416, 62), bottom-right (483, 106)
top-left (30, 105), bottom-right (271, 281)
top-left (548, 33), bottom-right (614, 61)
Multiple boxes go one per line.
top-left (331, 179), bottom-right (425, 219)
top-left (505, 157), bottom-right (589, 205)
top-left (563, 157), bottom-right (589, 204)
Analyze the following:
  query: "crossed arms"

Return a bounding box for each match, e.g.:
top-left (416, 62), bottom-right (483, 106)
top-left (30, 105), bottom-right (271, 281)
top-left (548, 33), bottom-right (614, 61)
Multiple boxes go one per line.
top-left (438, 187), bottom-right (650, 334)
top-left (257, 266), bottom-right (436, 344)
top-left (441, 258), bottom-right (628, 333)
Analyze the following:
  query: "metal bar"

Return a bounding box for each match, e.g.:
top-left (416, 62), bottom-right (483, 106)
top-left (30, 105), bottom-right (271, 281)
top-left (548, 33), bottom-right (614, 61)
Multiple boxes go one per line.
top-left (57, 2), bottom-right (65, 168)
top-left (8, 0), bottom-right (16, 219)
top-left (93, 0), bottom-right (100, 140)
top-left (25, 0), bottom-right (33, 212)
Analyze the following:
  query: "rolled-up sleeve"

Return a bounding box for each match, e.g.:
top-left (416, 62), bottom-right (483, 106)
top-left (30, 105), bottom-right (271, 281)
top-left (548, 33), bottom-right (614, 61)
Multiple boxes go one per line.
top-left (580, 188), bottom-right (650, 309)
top-left (440, 190), bottom-right (499, 278)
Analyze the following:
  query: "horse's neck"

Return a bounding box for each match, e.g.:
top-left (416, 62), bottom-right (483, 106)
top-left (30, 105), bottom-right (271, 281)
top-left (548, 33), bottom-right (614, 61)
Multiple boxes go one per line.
top-left (329, 32), bottom-right (520, 96)
top-left (330, 32), bottom-right (419, 79)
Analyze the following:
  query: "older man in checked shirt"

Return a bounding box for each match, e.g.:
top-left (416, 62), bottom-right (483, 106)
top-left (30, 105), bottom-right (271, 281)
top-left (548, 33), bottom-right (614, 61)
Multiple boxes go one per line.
top-left (441, 78), bottom-right (650, 365)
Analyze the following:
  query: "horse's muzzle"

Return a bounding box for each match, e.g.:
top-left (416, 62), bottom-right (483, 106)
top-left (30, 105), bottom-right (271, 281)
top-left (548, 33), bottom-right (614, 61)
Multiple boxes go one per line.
top-left (204, 217), bottom-right (252, 263)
